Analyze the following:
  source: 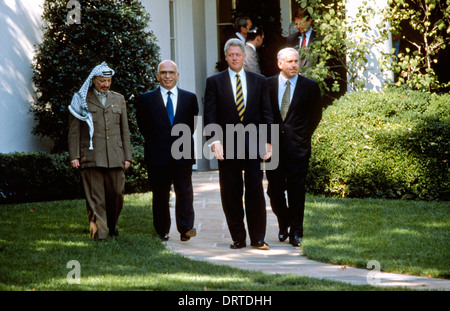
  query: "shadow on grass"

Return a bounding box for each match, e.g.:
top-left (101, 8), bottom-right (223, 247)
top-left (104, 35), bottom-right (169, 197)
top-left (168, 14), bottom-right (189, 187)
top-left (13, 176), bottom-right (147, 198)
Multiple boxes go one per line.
top-left (303, 196), bottom-right (450, 279)
top-left (0, 195), bottom-right (382, 291)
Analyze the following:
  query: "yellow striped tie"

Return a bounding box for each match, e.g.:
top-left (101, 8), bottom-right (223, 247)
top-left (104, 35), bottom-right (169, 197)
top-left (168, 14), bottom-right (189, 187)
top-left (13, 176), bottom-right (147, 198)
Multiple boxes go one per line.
top-left (235, 74), bottom-right (245, 121)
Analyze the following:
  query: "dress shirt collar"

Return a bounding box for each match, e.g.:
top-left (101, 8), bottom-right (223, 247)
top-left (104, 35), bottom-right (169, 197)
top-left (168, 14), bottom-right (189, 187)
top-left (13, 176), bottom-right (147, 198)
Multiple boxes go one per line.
top-left (160, 86), bottom-right (178, 98)
top-left (301, 27), bottom-right (313, 45)
top-left (228, 67), bottom-right (246, 80)
top-left (279, 73), bottom-right (298, 89)
top-left (235, 32), bottom-right (245, 42)
top-left (278, 74), bottom-right (298, 108)
top-left (159, 86), bottom-right (178, 112)
top-left (246, 42), bottom-right (256, 51)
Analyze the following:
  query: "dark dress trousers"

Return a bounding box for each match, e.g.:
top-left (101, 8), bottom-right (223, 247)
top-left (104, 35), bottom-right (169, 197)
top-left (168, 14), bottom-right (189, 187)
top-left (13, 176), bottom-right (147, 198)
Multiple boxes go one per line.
top-left (136, 87), bottom-right (199, 237)
top-left (204, 70), bottom-right (273, 244)
top-left (265, 74), bottom-right (322, 238)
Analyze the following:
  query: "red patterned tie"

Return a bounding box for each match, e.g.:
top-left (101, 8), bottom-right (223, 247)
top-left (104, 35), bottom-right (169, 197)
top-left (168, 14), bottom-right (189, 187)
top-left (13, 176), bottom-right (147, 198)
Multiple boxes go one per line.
top-left (300, 34), bottom-right (307, 47)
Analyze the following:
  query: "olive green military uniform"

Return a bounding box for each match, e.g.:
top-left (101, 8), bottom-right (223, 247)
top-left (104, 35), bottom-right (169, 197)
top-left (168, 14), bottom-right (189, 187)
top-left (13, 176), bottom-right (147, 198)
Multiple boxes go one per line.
top-left (68, 88), bottom-right (132, 239)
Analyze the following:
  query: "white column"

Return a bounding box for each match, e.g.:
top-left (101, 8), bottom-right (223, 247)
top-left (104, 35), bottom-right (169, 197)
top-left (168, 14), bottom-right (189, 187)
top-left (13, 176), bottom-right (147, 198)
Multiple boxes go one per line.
top-left (141, 0), bottom-right (171, 61)
top-left (280, 0), bottom-right (292, 36)
top-left (346, 0), bottom-right (393, 92)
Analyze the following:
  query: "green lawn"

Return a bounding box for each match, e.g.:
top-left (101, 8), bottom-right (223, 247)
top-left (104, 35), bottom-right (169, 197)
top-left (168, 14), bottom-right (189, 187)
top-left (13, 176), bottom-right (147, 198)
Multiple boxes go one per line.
top-left (303, 196), bottom-right (449, 279)
top-left (0, 192), bottom-right (447, 291)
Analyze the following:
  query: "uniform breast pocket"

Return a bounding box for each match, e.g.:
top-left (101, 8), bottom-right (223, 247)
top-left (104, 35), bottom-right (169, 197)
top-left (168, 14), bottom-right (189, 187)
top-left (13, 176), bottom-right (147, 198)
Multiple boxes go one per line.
top-left (111, 107), bottom-right (121, 124)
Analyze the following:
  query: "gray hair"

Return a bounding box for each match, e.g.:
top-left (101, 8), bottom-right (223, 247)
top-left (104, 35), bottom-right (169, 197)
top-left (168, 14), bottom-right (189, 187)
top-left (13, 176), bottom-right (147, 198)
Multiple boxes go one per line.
top-left (224, 38), bottom-right (246, 55)
top-left (277, 47), bottom-right (299, 62)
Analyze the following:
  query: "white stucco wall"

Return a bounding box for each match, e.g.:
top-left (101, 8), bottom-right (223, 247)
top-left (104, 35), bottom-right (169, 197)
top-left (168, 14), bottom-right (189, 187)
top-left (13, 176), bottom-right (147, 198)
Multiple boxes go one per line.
top-left (0, 0), bottom-right (48, 153)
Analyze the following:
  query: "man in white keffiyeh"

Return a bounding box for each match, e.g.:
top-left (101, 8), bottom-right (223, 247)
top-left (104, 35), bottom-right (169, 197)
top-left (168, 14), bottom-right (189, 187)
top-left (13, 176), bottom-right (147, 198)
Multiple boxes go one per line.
top-left (68, 61), bottom-right (132, 240)
top-left (68, 61), bottom-right (115, 150)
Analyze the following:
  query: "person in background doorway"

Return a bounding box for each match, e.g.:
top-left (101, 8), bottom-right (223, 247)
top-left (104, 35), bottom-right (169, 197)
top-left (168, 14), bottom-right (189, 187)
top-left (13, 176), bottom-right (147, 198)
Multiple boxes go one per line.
top-left (244, 27), bottom-right (264, 74)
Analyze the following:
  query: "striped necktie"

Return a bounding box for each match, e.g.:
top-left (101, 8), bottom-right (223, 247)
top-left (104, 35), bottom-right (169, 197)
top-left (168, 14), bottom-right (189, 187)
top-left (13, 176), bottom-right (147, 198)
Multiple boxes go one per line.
top-left (235, 74), bottom-right (245, 121)
top-left (280, 80), bottom-right (290, 120)
top-left (300, 34), bottom-right (307, 47)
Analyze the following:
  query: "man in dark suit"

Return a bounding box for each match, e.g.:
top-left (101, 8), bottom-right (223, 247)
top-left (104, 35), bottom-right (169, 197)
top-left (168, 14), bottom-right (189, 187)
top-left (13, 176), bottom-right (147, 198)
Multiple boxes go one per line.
top-left (204, 38), bottom-right (273, 250)
top-left (266, 48), bottom-right (322, 247)
top-left (136, 60), bottom-right (199, 242)
top-left (232, 16), bottom-right (253, 43)
top-left (286, 8), bottom-right (317, 68)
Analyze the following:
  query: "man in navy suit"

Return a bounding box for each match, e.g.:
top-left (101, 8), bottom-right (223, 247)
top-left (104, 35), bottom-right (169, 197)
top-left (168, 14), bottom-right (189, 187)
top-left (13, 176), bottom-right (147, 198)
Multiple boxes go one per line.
top-left (266, 48), bottom-right (322, 247)
top-left (286, 8), bottom-right (318, 68)
top-left (204, 38), bottom-right (273, 250)
top-left (136, 60), bottom-right (199, 242)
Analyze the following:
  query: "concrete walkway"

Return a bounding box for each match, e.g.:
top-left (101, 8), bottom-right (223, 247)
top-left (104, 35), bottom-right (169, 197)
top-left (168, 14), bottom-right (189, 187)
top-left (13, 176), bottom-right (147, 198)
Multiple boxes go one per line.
top-left (166, 171), bottom-right (449, 291)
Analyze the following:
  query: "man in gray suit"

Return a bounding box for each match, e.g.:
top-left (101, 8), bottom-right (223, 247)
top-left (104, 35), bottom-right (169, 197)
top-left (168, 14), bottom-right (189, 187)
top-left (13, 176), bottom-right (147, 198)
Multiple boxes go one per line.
top-left (244, 27), bottom-right (264, 74)
top-left (68, 62), bottom-right (132, 240)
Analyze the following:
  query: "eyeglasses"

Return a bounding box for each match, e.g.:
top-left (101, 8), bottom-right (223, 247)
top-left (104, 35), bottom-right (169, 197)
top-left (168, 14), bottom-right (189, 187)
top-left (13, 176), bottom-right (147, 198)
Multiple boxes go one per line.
top-left (159, 71), bottom-right (177, 76)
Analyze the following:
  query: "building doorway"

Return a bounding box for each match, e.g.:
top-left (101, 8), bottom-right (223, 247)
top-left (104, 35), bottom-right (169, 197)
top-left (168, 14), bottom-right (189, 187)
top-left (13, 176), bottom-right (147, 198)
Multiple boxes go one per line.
top-left (216, 0), bottom-right (286, 77)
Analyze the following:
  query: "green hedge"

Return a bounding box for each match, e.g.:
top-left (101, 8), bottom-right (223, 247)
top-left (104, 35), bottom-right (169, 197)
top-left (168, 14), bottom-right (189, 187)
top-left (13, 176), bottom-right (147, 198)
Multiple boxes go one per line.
top-left (0, 146), bottom-right (149, 204)
top-left (2, 88), bottom-right (448, 203)
top-left (307, 87), bottom-right (449, 201)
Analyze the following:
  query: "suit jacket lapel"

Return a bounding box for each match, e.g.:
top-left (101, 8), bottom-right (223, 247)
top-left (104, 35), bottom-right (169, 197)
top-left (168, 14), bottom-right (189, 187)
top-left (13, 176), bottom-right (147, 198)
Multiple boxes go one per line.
top-left (244, 72), bottom-right (255, 120)
top-left (291, 74), bottom-right (303, 106)
top-left (155, 87), bottom-right (171, 125)
top-left (222, 71), bottom-right (240, 120)
top-left (271, 76), bottom-right (282, 122)
top-left (173, 90), bottom-right (182, 125)
top-left (280, 74), bottom-right (303, 121)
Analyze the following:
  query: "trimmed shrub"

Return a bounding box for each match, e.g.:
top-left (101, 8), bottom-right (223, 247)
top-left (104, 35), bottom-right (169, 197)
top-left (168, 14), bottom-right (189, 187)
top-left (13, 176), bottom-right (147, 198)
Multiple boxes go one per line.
top-left (0, 146), bottom-right (149, 204)
top-left (307, 87), bottom-right (449, 201)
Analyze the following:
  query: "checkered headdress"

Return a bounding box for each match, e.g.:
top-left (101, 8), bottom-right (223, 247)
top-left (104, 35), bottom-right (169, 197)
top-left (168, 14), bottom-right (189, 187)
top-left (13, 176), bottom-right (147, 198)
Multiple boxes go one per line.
top-left (68, 62), bottom-right (115, 150)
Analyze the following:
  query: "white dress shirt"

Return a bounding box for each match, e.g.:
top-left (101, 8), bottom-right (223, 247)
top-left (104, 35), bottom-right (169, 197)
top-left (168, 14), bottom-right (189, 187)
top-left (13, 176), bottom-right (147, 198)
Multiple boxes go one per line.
top-left (299, 27), bottom-right (313, 47)
top-left (228, 67), bottom-right (247, 108)
top-left (160, 86), bottom-right (178, 115)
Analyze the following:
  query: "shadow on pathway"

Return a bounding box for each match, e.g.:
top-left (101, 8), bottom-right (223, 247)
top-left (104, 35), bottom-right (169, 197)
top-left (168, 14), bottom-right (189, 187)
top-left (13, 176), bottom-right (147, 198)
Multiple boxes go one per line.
top-left (166, 171), bottom-right (449, 291)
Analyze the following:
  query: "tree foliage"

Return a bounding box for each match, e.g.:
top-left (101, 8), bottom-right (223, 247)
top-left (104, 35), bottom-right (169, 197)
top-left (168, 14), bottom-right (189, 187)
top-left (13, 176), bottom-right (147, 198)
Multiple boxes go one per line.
top-left (385, 0), bottom-right (450, 92)
top-left (295, 0), bottom-right (449, 98)
top-left (32, 0), bottom-right (160, 152)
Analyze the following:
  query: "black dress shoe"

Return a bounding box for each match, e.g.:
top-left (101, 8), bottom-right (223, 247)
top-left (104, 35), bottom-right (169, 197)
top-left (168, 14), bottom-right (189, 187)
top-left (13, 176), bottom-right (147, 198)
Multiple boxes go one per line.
top-left (289, 235), bottom-right (302, 247)
top-left (251, 240), bottom-right (269, 250)
top-left (109, 229), bottom-right (119, 237)
top-left (278, 228), bottom-right (289, 242)
top-left (230, 241), bottom-right (246, 249)
top-left (158, 234), bottom-right (170, 241)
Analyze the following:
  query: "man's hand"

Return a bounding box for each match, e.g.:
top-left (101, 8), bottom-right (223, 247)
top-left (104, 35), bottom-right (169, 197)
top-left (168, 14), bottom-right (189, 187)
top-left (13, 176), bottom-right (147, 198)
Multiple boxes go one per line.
top-left (70, 159), bottom-right (80, 169)
top-left (124, 160), bottom-right (131, 170)
top-left (263, 143), bottom-right (272, 161)
top-left (211, 142), bottom-right (224, 161)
